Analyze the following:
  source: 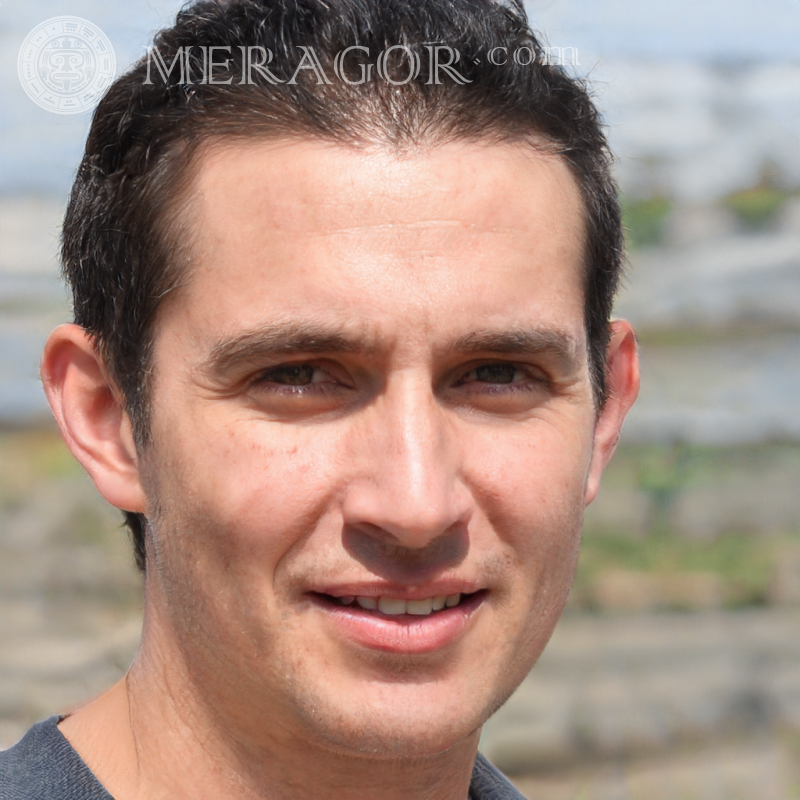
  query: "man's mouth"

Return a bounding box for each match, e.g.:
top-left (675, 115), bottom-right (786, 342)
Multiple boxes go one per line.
top-left (310, 590), bottom-right (484, 653)
top-left (325, 593), bottom-right (467, 616)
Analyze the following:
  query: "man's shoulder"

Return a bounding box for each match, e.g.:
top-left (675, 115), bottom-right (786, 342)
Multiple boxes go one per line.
top-left (0, 716), bottom-right (113, 800)
top-left (470, 752), bottom-right (527, 800)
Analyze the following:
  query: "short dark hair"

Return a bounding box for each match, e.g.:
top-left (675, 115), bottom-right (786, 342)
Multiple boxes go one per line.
top-left (62, 0), bottom-right (623, 573)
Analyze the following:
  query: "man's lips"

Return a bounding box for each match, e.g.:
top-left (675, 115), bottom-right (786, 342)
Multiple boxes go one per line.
top-left (308, 589), bottom-right (487, 654)
top-left (312, 581), bottom-right (484, 604)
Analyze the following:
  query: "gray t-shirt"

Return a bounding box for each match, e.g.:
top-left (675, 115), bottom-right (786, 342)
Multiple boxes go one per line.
top-left (1, 717), bottom-right (526, 800)
top-left (0, 717), bottom-right (112, 800)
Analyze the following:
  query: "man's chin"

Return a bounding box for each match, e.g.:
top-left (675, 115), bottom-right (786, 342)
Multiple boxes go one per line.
top-left (318, 722), bottom-right (481, 762)
top-left (294, 698), bottom-right (485, 762)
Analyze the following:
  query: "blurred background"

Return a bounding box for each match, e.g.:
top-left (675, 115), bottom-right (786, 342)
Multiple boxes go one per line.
top-left (1, 1), bottom-right (799, 797)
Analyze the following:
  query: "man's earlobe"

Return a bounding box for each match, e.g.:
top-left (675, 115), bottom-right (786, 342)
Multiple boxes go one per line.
top-left (584, 320), bottom-right (640, 506)
top-left (40, 324), bottom-right (147, 514)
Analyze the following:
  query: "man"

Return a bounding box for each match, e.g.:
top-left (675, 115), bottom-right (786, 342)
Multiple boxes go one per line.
top-left (1, 1), bottom-right (638, 798)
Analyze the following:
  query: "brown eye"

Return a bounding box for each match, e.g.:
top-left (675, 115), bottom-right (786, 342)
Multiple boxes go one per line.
top-left (472, 364), bottom-right (518, 384)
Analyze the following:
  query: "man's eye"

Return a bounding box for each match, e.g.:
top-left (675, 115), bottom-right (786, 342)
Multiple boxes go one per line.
top-left (259, 364), bottom-right (321, 386)
top-left (247, 361), bottom-right (354, 415)
top-left (462, 363), bottom-right (528, 385)
top-left (471, 364), bottom-right (519, 384)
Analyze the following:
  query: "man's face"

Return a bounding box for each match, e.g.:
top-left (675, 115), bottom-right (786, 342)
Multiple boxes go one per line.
top-left (139, 140), bottom-right (605, 756)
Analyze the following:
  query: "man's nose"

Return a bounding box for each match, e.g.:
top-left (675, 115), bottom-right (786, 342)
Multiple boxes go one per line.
top-left (341, 376), bottom-right (473, 554)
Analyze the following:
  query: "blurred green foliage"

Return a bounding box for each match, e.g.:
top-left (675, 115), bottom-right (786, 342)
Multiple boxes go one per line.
top-left (574, 442), bottom-right (800, 612)
top-left (0, 427), bottom-right (82, 510)
top-left (621, 195), bottom-right (672, 249)
top-left (724, 186), bottom-right (789, 229)
top-left (636, 442), bottom-right (692, 537)
top-left (573, 529), bottom-right (785, 610)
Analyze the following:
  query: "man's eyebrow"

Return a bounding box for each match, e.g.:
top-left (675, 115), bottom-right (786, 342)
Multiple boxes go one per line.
top-left (203, 322), bottom-right (583, 376)
top-left (203, 322), bottom-right (380, 374)
top-left (450, 329), bottom-right (583, 372)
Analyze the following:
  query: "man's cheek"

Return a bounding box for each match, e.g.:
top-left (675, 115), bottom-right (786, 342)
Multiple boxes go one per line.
top-left (466, 436), bottom-right (589, 525)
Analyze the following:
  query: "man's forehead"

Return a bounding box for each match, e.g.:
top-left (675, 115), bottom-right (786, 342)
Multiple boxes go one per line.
top-left (170, 136), bottom-right (585, 301)
top-left (186, 136), bottom-right (584, 239)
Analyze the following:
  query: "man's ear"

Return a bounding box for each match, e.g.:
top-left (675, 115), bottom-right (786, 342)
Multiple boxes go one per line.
top-left (40, 324), bottom-right (147, 514)
top-left (584, 319), bottom-right (640, 506)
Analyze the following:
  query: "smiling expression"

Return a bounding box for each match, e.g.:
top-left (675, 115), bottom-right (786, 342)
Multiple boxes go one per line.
top-left (136, 138), bottom-right (617, 757)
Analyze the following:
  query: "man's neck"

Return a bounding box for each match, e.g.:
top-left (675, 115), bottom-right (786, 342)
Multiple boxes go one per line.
top-left (58, 632), bottom-right (479, 800)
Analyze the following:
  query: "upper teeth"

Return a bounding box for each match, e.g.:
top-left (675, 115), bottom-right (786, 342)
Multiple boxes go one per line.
top-left (344, 594), bottom-right (462, 615)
